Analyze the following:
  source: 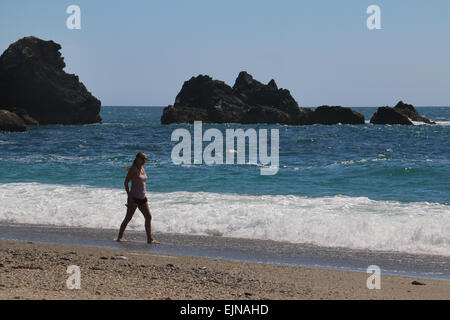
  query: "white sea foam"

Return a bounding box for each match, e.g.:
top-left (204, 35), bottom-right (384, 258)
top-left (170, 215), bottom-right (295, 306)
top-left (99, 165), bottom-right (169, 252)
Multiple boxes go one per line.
top-left (0, 183), bottom-right (449, 256)
top-left (364, 120), bottom-right (450, 126)
top-left (412, 120), bottom-right (450, 126)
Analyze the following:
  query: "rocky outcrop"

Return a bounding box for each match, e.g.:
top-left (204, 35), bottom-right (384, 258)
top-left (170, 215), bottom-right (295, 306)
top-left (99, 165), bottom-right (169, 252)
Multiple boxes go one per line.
top-left (393, 101), bottom-right (436, 124)
top-left (162, 74), bottom-right (247, 124)
top-left (309, 106), bottom-right (365, 125)
top-left (162, 72), bottom-right (365, 125)
top-left (370, 106), bottom-right (414, 125)
top-left (0, 109), bottom-right (27, 132)
top-left (162, 72), bottom-right (313, 125)
top-left (0, 36), bottom-right (101, 125)
top-left (233, 71), bottom-right (308, 124)
top-left (370, 101), bottom-right (436, 125)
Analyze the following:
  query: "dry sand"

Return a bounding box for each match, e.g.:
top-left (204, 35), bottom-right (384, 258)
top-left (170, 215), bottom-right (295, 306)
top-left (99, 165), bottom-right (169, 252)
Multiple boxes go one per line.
top-left (0, 240), bottom-right (448, 300)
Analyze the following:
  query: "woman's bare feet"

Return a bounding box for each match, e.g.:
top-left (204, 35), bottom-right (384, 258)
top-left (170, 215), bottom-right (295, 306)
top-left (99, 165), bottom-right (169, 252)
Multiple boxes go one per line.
top-left (147, 239), bottom-right (160, 244)
top-left (116, 237), bottom-right (127, 242)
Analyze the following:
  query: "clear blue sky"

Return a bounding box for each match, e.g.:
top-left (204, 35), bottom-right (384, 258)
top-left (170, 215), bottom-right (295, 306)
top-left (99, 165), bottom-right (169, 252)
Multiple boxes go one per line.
top-left (1, 0), bottom-right (449, 107)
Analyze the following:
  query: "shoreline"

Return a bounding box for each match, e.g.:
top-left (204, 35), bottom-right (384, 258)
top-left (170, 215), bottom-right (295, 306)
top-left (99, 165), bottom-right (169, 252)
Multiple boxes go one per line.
top-left (1, 223), bottom-right (449, 282)
top-left (1, 239), bottom-right (449, 300)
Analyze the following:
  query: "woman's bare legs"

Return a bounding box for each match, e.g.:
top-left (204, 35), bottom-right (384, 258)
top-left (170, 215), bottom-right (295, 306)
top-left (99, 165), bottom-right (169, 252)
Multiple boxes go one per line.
top-left (138, 202), bottom-right (160, 244)
top-left (117, 203), bottom-right (138, 241)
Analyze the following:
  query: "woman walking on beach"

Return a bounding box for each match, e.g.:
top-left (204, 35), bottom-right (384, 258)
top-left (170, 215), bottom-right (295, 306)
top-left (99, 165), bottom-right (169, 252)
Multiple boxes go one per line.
top-left (117, 152), bottom-right (160, 244)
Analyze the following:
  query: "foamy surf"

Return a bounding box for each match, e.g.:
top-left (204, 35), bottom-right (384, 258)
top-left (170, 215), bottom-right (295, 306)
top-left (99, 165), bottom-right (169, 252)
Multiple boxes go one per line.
top-left (0, 182), bottom-right (449, 256)
top-left (365, 120), bottom-right (450, 126)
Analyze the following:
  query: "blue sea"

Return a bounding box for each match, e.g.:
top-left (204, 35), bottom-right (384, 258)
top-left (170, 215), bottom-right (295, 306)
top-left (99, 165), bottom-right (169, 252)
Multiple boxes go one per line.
top-left (0, 106), bottom-right (449, 258)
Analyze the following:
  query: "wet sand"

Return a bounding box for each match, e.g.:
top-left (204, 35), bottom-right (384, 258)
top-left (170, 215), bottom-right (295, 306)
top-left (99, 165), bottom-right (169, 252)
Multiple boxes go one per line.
top-left (2, 223), bottom-right (449, 281)
top-left (0, 240), bottom-right (449, 300)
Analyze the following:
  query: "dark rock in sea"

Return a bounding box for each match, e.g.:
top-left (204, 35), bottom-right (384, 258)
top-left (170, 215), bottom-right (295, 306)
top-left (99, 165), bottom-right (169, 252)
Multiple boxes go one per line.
top-left (162, 74), bottom-right (247, 124)
top-left (0, 36), bottom-right (101, 125)
top-left (309, 105), bottom-right (365, 125)
top-left (233, 71), bottom-right (308, 124)
top-left (393, 101), bottom-right (436, 124)
top-left (370, 106), bottom-right (414, 125)
top-left (162, 72), bottom-right (368, 126)
top-left (163, 71), bottom-right (314, 125)
top-left (0, 109), bottom-right (27, 132)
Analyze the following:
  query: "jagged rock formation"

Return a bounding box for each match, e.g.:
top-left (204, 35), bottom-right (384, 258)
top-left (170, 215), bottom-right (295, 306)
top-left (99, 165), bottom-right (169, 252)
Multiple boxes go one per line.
top-left (393, 101), bottom-right (435, 124)
top-left (161, 72), bottom-right (364, 125)
top-left (370, 101), bottom-right (436, 125)
top-left (370, 106), bottom-right (414, 125)
top-left (0, 36), bottom-right (101, 125)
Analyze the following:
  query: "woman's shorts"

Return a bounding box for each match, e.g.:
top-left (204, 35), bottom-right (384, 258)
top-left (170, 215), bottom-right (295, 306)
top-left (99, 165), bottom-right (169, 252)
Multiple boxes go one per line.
top-left (130, 197), bottom-right (148, 206)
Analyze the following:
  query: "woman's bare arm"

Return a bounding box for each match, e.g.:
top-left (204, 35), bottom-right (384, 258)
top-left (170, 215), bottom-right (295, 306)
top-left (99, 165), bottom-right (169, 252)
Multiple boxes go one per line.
top-left (124, 167), bottom-right (137, 196)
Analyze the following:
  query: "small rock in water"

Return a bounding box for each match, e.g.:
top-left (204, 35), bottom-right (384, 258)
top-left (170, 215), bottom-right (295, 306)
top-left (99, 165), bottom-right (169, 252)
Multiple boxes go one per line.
top-left (411, 281), bottom-right (426, 286)
top-left (199, 266), bottom-right (207, 270)
top-left (166, 264), bottom-right (175, 268)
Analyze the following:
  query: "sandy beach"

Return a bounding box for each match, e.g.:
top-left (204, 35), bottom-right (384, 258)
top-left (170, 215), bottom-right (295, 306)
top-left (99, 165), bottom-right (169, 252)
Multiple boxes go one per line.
top-left (0, 240), bottom-right (448, 300)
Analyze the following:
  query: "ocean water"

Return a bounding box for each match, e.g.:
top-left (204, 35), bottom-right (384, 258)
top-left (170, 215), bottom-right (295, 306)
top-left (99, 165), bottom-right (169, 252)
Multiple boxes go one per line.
top-left (0, 106), bottom-right (449, 256)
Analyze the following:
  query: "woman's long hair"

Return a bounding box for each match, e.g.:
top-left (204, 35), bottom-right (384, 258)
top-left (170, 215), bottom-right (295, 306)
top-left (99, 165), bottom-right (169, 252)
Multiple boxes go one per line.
top-left (126, 152), bottom-right (147, 172)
